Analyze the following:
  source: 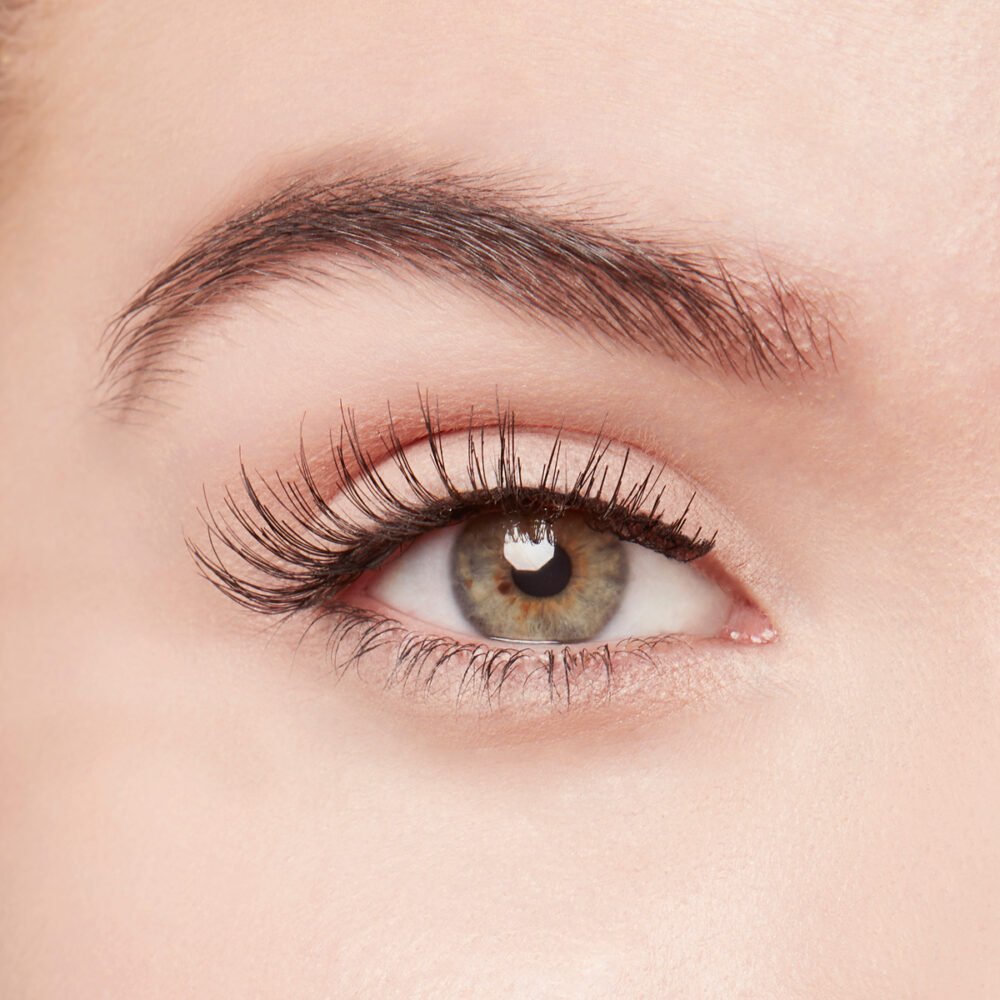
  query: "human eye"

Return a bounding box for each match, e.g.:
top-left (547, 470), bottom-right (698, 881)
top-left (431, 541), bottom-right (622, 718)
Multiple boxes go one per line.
top-left (369, 508), bottom-right (729, 645)
top-left (190, 399), bottom-right (773, 719)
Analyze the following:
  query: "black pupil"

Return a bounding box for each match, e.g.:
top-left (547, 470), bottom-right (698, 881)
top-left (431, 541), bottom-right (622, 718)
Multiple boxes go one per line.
top-left (509, 543), bottom-right (573, 598)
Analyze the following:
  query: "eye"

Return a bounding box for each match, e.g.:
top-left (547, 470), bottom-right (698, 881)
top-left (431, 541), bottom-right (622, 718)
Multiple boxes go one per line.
top-left (190, 401), bottom-right (776, 717)
top-left (365, 510), bottom-right (731, 644)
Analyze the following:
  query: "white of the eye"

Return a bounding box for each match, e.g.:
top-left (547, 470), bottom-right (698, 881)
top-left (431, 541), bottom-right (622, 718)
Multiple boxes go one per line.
top-left (367, 525), bottom-right (731, 642)
top-left (369, 527), bottom-right (469, 633)
top-left (592, 542), bottom-right (730, 640)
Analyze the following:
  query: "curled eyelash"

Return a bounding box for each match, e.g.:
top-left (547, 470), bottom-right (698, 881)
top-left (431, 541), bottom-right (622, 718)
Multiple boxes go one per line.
top-left (188, 398), bottom-right (716, 617)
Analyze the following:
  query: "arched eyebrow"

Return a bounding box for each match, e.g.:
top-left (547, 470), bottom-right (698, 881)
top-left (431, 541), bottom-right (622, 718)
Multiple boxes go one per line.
top-left (98, 167), bottom-right (839, 415)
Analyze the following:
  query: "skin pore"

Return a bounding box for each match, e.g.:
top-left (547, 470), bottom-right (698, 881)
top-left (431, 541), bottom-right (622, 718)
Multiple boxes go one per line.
top-left (1, 1), bottom-right (999, 997)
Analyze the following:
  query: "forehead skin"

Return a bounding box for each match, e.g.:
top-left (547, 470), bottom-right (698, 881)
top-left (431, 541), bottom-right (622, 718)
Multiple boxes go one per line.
top-left (1, 1), bottom-right (999, 998)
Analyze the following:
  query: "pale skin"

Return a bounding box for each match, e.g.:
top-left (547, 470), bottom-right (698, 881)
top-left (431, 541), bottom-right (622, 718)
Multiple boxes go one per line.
top-left (1, 1), bottom-right (999, 997)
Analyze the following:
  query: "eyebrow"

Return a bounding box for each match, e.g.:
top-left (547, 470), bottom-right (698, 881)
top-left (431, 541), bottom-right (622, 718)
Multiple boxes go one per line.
top-left (99, 166), bottom-right (838, 414)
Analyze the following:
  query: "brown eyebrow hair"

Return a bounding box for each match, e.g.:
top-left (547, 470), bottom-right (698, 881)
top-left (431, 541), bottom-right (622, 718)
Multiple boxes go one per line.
top-left (98, 166), bottom-right (838, 415)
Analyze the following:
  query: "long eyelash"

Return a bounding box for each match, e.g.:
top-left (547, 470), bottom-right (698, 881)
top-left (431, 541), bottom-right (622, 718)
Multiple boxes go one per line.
top-left (188, 396), bottom-right (716, 617)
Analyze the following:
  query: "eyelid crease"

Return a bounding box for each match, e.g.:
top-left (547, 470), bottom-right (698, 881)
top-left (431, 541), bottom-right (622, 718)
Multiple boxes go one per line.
top-left (188, 396), bottom-right (717, 617)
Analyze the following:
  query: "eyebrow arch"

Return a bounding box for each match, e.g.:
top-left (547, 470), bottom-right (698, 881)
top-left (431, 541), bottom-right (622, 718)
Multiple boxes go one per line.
top-left (98, 166), bottom-right (838, 415)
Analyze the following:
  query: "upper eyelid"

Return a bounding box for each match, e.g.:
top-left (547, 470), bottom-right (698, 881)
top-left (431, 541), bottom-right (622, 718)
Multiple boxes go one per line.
top-left (189, 404), bottom-right (719, 616)
top-left (98, 164), bottom-right (841, 418)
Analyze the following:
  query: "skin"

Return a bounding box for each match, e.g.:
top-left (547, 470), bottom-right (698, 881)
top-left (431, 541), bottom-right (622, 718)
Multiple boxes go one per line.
top-left (1, 1), bottom-right (999, 996)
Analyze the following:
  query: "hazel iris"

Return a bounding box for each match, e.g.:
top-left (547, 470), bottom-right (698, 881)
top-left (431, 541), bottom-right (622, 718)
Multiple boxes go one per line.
top-left (450, 511), bottom-right (628, 642)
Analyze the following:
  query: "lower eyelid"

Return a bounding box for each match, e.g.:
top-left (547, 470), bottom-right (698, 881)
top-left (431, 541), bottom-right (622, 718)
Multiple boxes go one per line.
top-left (298, 603), bottom-right (773, 730)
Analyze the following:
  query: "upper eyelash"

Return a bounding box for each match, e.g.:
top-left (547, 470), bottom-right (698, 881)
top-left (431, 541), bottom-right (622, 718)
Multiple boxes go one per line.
top-left (188, 397), bottom-right (716, 617)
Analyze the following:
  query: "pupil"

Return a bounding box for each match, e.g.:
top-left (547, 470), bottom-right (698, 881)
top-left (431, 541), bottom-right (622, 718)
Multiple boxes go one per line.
top-left (509, 543), bottom-right (573, 598)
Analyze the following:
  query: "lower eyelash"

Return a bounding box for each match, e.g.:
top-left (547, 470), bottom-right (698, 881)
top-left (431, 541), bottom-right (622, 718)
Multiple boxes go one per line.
top-left (309, 604), bottom-right (696, 710)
